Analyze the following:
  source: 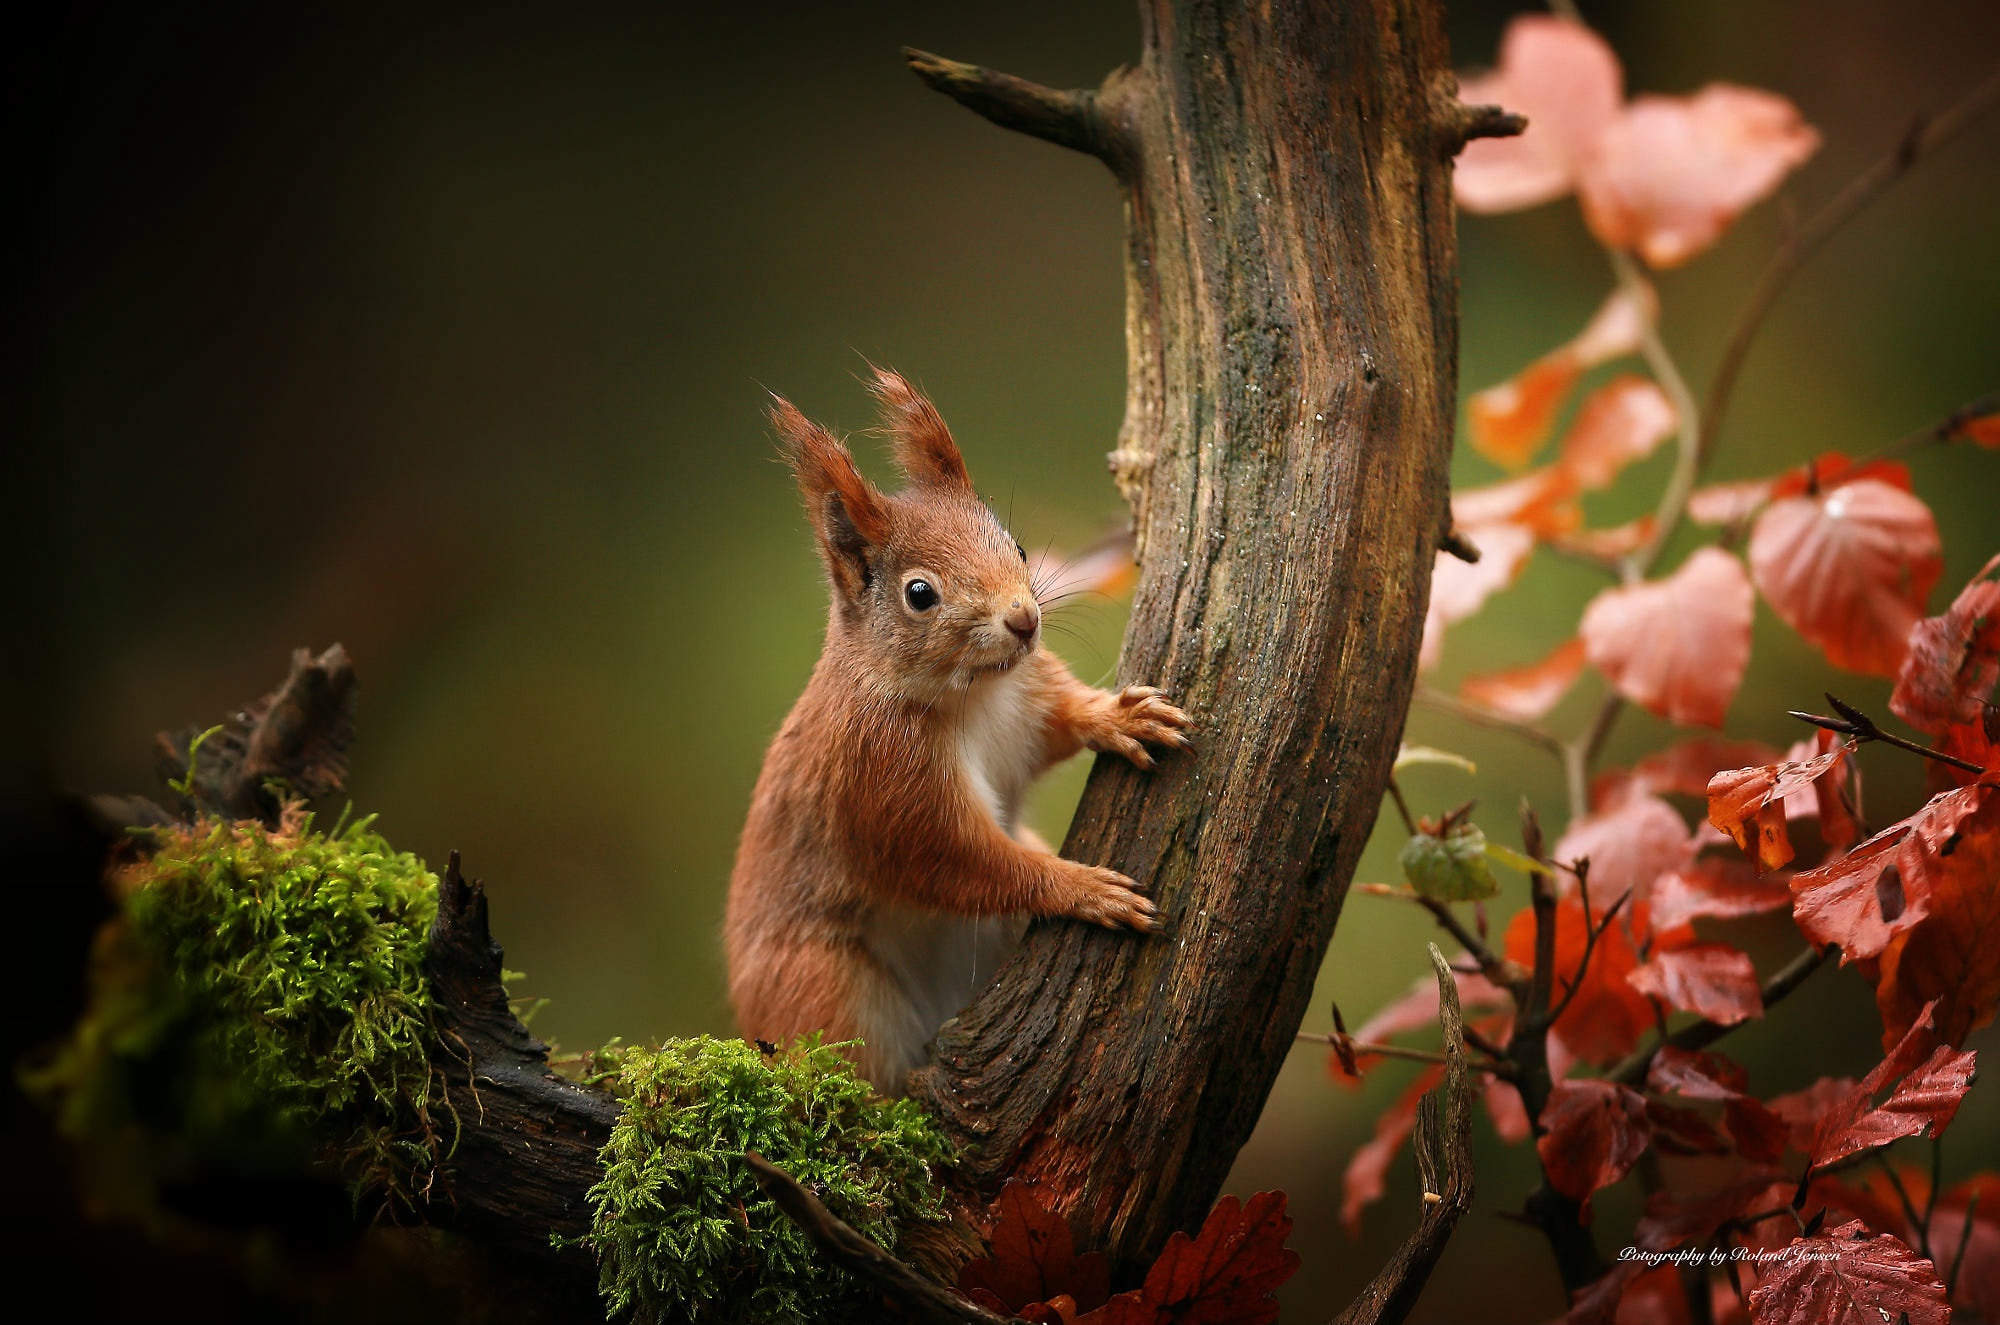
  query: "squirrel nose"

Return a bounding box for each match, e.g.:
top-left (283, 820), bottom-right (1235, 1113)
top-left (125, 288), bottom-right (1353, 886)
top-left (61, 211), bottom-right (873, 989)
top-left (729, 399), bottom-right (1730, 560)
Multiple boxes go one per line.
top-left (1004, 600), bottom-right (1039, 644)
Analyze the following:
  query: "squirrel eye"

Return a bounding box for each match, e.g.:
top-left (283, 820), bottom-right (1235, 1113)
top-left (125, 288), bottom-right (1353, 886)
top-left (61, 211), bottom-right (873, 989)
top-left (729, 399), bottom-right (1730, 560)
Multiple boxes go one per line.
top-left (904, 578), bottom-right (939, 611)
top-left (1015, 541), bottom-right (1027, 562)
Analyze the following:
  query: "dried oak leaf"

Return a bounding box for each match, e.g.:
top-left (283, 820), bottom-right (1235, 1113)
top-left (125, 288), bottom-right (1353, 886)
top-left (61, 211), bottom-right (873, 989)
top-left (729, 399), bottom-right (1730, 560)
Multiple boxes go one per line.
top-left (1891, 553), bottom-right (2000, 734)
top-left (958, 1182), bottom-right (1113, 1317)
top-left (1578, 85), bottom-right (1821, 269)
top-left (1745, 1220), bottom-right (1947, 1325)
top-left (1461, 636), bottom-right (1588, 721)
top-left (1537, 1079), bottom-right (1652, 1218)
top-left (1085, 1192), bottom-right (1299, 1325)
top-left (1581, 547), bottom-right (1754, 729)
top-left (1748, 477), bottom-right (1944, 678)
top-left (1628, 943), bottom-right (1764, 1025)
top-left (1874, 782), bottom-right (2000, 1050)
top-left (1790, 777), bottom-right (1995, 963)
top-left (1454, 14), bottom-right (1622, 213)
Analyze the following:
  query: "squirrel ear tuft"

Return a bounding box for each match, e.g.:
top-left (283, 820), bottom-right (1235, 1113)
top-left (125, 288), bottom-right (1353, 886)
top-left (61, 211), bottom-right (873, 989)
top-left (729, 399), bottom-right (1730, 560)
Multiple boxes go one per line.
top-left (771, 395), bottom-right (890, 601)
top-left (868, 367), bottom-right (973, 492)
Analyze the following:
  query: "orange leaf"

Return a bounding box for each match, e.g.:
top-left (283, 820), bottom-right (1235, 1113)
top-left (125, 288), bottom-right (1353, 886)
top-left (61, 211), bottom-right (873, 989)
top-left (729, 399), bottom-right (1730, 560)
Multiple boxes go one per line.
top-left (1557, 374), bottom-right (1677, 489)
top-left (1790, 780), bottom-right (1994, 962)
top-left (1554, 792), bottom-right (1695, 911)
top-left (1957, 411), bottom-right (2000, 448)
top-left (1746, 1222), bottom-right (1947, 1325)
top-left (1454, 14), bottom-right (1623, 214)
top-left (1688, 477), bottom-right (1775, 526)
top-left (1549, 516), bottom-right (1657, 563)
top-left (1468, 355), bottom-right (1585, 470)
top-left (1604, 736), bottom-right (1785, 806)
top-left (1118, 1192), bottom-right (1300, 1325)
top-left (959, 1182), bottom-right (1114, 1316)
top-left (1581, 547), bottom-right (1753, 728)
top-left (1874, 784), bottom-right (2000, 1050)
top-left (1461, 637), bottom-right (1588, 721)
top-left (1628, 943), bottom-right (1765, 1025)
top-left (1578, 84), bottom-right (1820, 268)
top-left (1504, 897), bottom-right (1655, 1067)
top-left (1749, 478), bottom-right (1944, 677)
top-left (1890, 554), bottom-right (2000, 734)
top-left (1537, 1079), bottom-right (1651, 1216)
top-left (1705, 746), bottom-right (1852, 874)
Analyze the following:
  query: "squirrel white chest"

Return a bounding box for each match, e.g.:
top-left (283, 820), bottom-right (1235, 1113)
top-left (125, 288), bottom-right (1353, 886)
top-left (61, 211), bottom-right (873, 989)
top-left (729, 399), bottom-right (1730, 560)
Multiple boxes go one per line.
top-left (948, 671), bottom-right (1045, 834)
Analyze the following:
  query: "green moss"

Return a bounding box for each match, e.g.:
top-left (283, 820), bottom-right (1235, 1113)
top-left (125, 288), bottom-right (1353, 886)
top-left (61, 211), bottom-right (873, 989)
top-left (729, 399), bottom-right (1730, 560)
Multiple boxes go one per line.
top-left (581, 1035), bottom-right (951, 1325)
top-left (26, 809), bottom-right (440, 1208)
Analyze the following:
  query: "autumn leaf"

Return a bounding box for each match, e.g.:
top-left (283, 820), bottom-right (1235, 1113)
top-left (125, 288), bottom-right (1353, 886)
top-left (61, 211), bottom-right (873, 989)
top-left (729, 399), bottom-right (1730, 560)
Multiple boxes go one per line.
top-left (1554, 792), bottom-right (1695, 910)
top-left (1581, 547), bottom-right (1754, 728)
top-left (1688, 476), bottom-right (1776, 526)
top-left (1644, 1046), bottom-right (1787, 1162)
top-left (1933, 1175), bottom-right (2000, 1319)
top-left (1745, 1221), bottom-right (1947, 1325)
top-left (1461, 637), bottom-right (1588, 721)
top-left (1463, 286), bottom-right (1653, 470)
top-left (1807, 1002), bottom-right (1977, 1171)
top-left (958, 1182), bottom-right (1113, 1317)
top-left (1789, 778), bottom-right (1994, 962)
top-left (1597, 736), bottom-right (1785, 806)
top-left (1352, 970), bottom-right (1512, 1045)
top-left (1504, 897), bottom-right (1659, 1067)
top-left (1537, 1079), bottom-right (1652, 1217)
top-left (1748, 477), bottom-right (1944, 677)
top-left (1118, 1192), bottom-right (1300, 1325)
top-left (1890, 553), bottom-right (2000, 734)
top-left (1578, 84), bottom-right (1820, 268)
top-left (1454, 14), bottom-right (1623, 214)
top-left (1765, 1077), bottom-right (1861, 1155)
top-left (1648, 857), bottom-right (1794, 931)
top-left (1874, 783), bottom-right (2000, 1049)
top-left (1705, 744), bottom-right (1853, 874)
top-left (1628, 943), bottom-right (1764, 1025)
top-left (1557, 375), bottom-right (1677, 489)
top-left (1549, 517), bottom-right (1657, 563)
top-left (1421, 522), bottom-right (1536, 669)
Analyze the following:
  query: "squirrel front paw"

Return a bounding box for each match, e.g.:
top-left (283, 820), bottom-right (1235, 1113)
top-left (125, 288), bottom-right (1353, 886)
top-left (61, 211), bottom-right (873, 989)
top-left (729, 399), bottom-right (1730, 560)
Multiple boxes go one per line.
top-left (1092, 685), bottom-right (1194, 770)
top-left (1059, 863), bottom-right (1160, 933)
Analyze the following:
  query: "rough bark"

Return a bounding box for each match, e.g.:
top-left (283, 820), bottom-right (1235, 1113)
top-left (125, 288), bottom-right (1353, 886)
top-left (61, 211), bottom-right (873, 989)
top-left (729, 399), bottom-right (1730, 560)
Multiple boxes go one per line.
top-left (909, 0), bottom-right (1464, 1273)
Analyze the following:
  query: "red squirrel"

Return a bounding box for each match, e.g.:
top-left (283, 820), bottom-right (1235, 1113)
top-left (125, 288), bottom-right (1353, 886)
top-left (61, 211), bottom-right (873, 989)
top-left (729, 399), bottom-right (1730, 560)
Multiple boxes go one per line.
top-left (725, 369), bottom-right (1192, 1093)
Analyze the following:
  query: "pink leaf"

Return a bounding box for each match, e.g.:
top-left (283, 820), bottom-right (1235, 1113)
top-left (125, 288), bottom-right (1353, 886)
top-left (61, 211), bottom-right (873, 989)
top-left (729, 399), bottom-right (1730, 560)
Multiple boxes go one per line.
top-left (1454, 15), bottom-right (1623, 213)
top-left (1581, 547), bottom-right (1754, 728)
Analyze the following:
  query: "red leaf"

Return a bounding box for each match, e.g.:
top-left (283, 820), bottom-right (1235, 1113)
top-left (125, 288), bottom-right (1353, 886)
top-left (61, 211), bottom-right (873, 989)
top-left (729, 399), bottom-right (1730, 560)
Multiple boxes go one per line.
top-left (1749, 478), bottom-right (1944, 678)
top-left (1558, 375), bottom-right (1677, 489)
top-left (1648, 858), bottom-right (1793, 931)
top-left (1629, 944), bottom-right (1764, 1024)
top-left (1790, 779), bottom-right (1994, 962)
top-left (1637, 1173), bottom-right (1794, 1253)
top-left (1769, 453), bottom-right (1913, 499)
top-left (1958, 412), bottom-right (2000, 448)
top-left (1745, 1221), bottom-right (1947, 1325)
top-left (1890, 554), bottom-right (2000, 734)
top-left (1933, 1174), bottom-right (2000, 1318)
top-left (1114, 1192), bottom-right (1300, 1325)
top-left (1505, 897), bottom-right (1656, 1066)
top-left (1808, 1004), bottom-right (1978, 1171)
top-left (1644, 1047), bottom-right (1787, 1163)
top-left (1551, 517), bottom-right (1659, 564)
top-left (1705, 746), bottom-right (1853, 874)
top-left (1875, 782), bottom-right (2000, 1049)
top-left (1578, 85), bottom-right (1820, 269)
top-left (1455, 14), bottom-right (1623, 214)
top-left (1483, 1073), bottom-right (1532, 1144)
top-left (1537, 1079), bottom-right (1652, 1216)
top-left (1600, 737), bottom-right (1785, 807)
top-left (1341, 1066), bottom-right (1440, 1234)
top-left (1646, 1100), bottom-right (1730, 1156)
top-left (1461, 637), bottom-right (1589, 721)
top-left (959, 1183), bottom-right (1113, 1316)
top-left (1468, 355), bottom-right (1586, 470)
top-left (1581, 548), bottom-right (1754, 728)
top-left (1766, 1077), bottom-right (1860, 1155)
top-left (1421, 522), bottom-right (1536, 669)
top-left (1688, 477), bottom-right (1775, 526)
top-left (1556, 793), bottom-right (1696, 911)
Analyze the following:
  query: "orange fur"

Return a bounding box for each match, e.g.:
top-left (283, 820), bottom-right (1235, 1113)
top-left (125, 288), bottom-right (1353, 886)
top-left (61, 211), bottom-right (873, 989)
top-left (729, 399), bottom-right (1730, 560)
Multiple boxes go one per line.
top-left (726, 377), bottom-right (1193, 1092)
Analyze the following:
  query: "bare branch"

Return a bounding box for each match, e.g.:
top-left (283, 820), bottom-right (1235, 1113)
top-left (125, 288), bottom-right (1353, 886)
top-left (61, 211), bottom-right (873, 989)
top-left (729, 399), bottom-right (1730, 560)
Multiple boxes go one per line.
top-left (902, 48), bottom-right (1122, 165)
top-left (745, 1152), bottom-right (1012, 1325)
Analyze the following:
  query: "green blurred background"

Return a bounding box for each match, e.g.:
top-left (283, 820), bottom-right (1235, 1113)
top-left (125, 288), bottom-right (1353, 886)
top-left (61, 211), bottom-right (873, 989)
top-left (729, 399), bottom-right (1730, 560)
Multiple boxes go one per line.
top-left (11, 0), bottom-right (1998, 1318)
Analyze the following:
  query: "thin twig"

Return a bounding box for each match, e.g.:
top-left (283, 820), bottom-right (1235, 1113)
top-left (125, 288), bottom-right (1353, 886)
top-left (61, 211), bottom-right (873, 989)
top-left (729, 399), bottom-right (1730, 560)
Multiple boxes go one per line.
top-left (1873, 1153), bottom-right (1932, 1264)
top-left (1698, 64), bottom-right (2000, 470)
top-left (1413, 685), bottom-right (1567, 760)
top-left (1862, 392), bottom-right (2000, 464)
top-left (1544, 889), bottom-right (1630, 1032)
top-left (1363, 885), bottom-right (1523, 996)
top-left (1295, 1031), bottom-right (1511, 1079)
top-left (1949, 1190), bottom-right (1981, 1302)
top-left (1386, 776), bottom-right (1419, 835)
top-left (1791, 695), bottom-right (1989, 775)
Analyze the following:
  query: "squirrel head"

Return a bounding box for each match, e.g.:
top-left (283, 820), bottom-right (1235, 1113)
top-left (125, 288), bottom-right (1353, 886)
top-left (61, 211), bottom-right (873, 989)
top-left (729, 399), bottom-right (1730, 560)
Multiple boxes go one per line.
top-left (772, 368), bottom-right (1041, 698)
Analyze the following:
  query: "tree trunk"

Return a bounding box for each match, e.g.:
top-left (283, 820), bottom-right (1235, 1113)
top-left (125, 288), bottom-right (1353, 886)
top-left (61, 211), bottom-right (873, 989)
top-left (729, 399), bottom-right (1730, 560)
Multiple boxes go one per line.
top-left (910, 0), bottom-right (1468, 1270)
